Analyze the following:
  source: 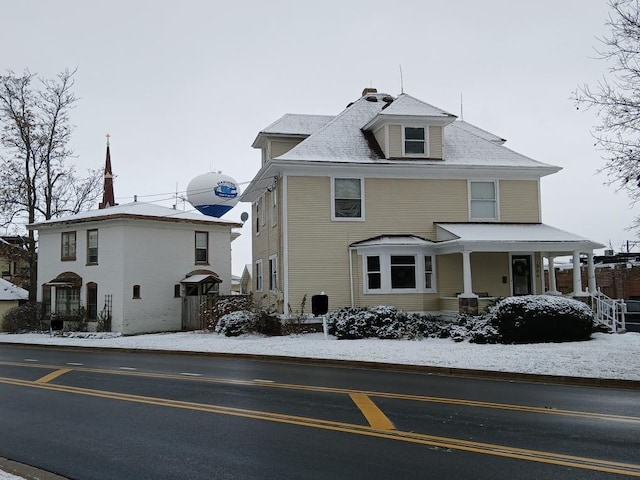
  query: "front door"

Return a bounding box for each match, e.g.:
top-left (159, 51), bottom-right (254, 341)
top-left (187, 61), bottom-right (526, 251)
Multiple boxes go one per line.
top-left (512, 255), bottom-right (532, 296)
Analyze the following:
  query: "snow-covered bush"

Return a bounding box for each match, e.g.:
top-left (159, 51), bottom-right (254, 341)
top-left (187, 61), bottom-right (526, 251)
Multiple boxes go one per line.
top-left (215, 310), bottom-right (257, 337)
top-left (486, 295), bottom-right (594, 343)
top-left (2, 302), bottom-right (44, 333)
top-left (206, 296), bottom-right (253, 331)
top-left (449, 315), bottom-right (501, 344)
top-left (327, 306), bottom-right (451, 340)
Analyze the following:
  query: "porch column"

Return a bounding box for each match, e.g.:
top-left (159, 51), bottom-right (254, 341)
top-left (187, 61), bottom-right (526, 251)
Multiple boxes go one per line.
top-left (548, 256), bottom-right (559, 294)
top-left (572, 250), bottom-right (585, 295)
top-left (458, 250), bottom-right (478, 315)
top-left (587, 251), bottom-right (597, 294)
top-left (541, 254), bottom-right (546, 293)
top-left (461, 250), bottom-right (474, 296)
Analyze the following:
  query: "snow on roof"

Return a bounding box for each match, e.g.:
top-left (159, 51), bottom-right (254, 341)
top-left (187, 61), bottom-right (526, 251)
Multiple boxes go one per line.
top-left (273, 93), bottom-right (558, 172)
top-left (29, 202), bottom-right (242, 228)
top-left (277, 94), bottom-right (391, 162)
top-left (376, 93), bottom-right (456, 119)
top-left (350, 235), bottom-right (434, 248)
top-left (436, 223), bottom-right (604, 248)
top-left (453, 120), bottom-right (506, 145)
top-left (260, 114), bottom-right (334, 136)
top-left (0, 278), bottom-right (28, 302)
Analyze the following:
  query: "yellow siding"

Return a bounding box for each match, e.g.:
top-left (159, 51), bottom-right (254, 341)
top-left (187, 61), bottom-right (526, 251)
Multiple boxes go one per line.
top-left (437, 254), bottom-right (463, 297)
top-left (429, 126), bottom-right (443, 159)
top-left (499, 180), bottom-right (540, 222)
top-left (271, 139), bottom-right (302, 159)
top-left (471, 252), bottom-right (511, 297)
top-left (373, 126), bottom-right (386, 157)
top-left (388, 125), bottom-right (402, 157)
top-left (252, 185), bottom-right (283, 307)
top-left (286, 176), bottom-right (469, 310)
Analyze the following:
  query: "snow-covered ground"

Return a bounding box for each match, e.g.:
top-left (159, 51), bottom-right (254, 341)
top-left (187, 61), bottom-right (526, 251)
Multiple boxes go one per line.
top-left (0, 472), bottom-right (20, 480)
top-left (1, 330), bottom-right (639, 381)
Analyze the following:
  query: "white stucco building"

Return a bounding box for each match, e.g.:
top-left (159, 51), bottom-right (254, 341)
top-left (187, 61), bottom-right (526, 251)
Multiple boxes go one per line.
top-left (29, 201), bottom-right (241, 334)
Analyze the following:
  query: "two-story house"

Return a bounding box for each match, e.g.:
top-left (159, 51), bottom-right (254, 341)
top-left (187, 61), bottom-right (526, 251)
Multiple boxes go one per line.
top-left (240, 88), bottom-right (604, 314)
top-left (28, 143), bottom-right (242, 334)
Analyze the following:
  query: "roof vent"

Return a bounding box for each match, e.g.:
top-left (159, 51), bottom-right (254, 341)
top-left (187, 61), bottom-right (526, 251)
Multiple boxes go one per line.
top-left (365, 95), bottom-right (378, 102)
top-left (362, 87), bottom-right (377, 96)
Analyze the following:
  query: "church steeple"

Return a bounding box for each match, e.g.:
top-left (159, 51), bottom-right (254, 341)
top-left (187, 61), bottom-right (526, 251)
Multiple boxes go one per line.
top-left (99, 134), bottom-right (118, 209)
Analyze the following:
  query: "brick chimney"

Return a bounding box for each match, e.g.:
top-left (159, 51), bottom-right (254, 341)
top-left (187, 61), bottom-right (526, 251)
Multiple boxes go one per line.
top-left (362, 87), bottom-right (377, 96)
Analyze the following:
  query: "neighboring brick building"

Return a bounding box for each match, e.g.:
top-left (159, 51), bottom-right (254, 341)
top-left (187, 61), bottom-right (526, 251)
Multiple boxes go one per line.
top-left (547, 253), bottom-right (640, 300)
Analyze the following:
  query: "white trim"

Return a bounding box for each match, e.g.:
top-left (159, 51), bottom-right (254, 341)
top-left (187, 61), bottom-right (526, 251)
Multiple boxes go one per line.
top-left (468, 179), bottom-right (500, 221)
top-left (282, 175), bottom-right (289, 310)
top-left (401, 124), bottom-right (430, 158)
top-left (359, 247), bottom-right (437, 295)
top-left (331, 177), bottom-right (365, 222)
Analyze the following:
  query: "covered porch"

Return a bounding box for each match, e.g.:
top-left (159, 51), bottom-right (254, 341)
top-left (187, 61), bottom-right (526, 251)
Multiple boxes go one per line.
top-left (434, 223), bottom-right (605, 314)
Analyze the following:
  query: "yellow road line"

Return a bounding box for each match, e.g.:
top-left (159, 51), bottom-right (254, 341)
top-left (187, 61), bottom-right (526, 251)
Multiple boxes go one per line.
top-left (2, 360), bottom-right (640, 423)
top-left (1, 375), bottom-right (640, 477)
top-left (35, 368), bottom-right (73, 384)
top-left (349, 393), bottom-right (395, 430)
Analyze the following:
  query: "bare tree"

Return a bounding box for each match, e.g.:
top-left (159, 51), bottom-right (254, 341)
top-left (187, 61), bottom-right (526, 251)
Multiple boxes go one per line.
top-left (0, 69), bottom-right (102, 300)
top-left (574, 0), bottom-right (640, 203)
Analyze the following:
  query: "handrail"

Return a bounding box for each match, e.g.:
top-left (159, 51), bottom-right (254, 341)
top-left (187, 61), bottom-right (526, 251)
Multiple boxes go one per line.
top-left (587, 290), bottom-right (626, 333)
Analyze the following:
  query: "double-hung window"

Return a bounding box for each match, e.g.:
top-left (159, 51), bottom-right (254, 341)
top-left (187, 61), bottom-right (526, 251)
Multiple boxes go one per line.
top-left (195, 231), bottom-right (208, 264)
top-left (366, 256), bottom-right (381, 290)
top-left (255, 259), bottom-right (263, 291)
top-left (470, 181), bottom-right (498, 220)
top-left (333, 178), bottom-right (363, 220)
top-left (268, 255), bottom-right (277, 291)
top-left (404, 126), bottom-right (426, 156)
top-left (61, 231), bottom-right (76, 261)
top-left (87, 229), bottom-right (98, 264)
top-left (270, 186), bottom-right (278, 226)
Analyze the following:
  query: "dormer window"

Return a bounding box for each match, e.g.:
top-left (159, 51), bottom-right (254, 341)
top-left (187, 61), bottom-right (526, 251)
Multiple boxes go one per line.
top-left (403, 126), bottom-right (427, 156)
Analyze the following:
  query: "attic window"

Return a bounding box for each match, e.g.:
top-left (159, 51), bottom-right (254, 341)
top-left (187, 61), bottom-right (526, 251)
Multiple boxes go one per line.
top-left (365, 96), bottom-right (378, 102)
top-left (404, 127), bottom-right (426, 155)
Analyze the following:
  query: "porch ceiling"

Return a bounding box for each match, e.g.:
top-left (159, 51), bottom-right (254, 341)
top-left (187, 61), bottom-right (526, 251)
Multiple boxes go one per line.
top-left (434, 223), bottom-right (604, 255)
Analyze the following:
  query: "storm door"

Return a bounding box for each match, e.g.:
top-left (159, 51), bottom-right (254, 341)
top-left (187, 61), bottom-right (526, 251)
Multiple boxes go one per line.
top-left (511, 255), bottom-right (532, 296)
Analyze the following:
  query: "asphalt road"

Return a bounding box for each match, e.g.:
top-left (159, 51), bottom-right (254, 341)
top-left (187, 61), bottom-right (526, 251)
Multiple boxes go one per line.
top-left (0, 344), bottom-right (639, 480)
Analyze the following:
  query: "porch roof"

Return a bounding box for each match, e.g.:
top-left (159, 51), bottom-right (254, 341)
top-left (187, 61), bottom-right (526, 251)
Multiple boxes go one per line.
top-left (180, 274), bottom-right (222, 284)
top-left (434, 223), bottom-right (605, 255)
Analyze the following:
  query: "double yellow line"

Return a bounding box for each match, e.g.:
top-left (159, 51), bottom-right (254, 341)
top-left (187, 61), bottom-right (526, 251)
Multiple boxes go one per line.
top-left (1, 363), bottom-right (640, 476)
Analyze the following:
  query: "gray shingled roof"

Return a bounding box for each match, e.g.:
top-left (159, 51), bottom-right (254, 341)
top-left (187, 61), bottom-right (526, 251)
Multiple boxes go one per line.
top-left (274, 93), bottom-right (557, 171)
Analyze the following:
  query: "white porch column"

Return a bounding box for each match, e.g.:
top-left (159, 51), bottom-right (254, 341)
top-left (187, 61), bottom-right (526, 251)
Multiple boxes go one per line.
top-left (541, 254), bottom-right (547, 293)
top-left (461, 251), bottom-right (475, 297)
top-left (587, 251), bottom-right (597, 294)
top-left (548, 256), bottom-right (559, 294)
top-left (572, 250), bottom-right (584, 295)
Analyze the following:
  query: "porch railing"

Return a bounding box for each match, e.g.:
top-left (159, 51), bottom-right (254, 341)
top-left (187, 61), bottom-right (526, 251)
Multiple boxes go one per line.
top-left (587, 290), bottom-right (626, 333)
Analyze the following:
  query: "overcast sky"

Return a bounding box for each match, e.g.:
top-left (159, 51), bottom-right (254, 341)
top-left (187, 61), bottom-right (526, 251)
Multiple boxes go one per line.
top-left (2, 0), bottom-right (635, 274)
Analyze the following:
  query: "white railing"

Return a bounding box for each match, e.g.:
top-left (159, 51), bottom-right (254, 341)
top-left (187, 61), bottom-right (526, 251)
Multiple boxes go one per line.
top-left (588, 290), bottom-right (626, 333)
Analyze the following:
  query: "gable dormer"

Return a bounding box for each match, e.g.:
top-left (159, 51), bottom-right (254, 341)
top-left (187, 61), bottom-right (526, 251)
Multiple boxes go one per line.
top-left (363, 93), bottom-right (457, 160)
